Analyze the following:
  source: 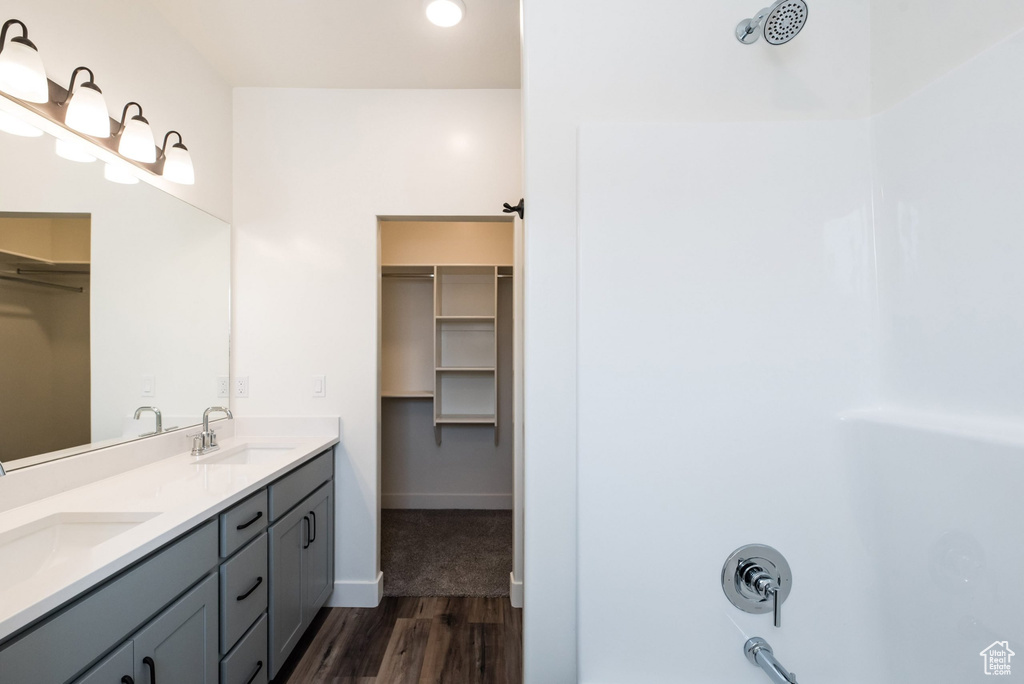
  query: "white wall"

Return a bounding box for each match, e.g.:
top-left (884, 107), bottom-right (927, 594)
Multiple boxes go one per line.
top-left (521, 1), bottom-right (871, 680)
top-left (232, 88), bottom-right (522, 605)
top-left (872, 27), bottom-right (1024, 417)
top-left (869, 0), bottom-right (1024, 114)
top-left (4, 0), bottom-right (233, 221)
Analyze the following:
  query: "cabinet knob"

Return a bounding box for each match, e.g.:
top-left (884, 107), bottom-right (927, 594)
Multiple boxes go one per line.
top-left (121, 677), bottom-right (135, 684)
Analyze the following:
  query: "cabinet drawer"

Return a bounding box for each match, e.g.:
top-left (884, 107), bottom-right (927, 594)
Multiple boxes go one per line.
top-left (221, 490), bottom-right (268, 558)
top-left (221, 533), bottom-right (269, 652)
top-left (268, 449), bottom-right (333, 521)
top-left (221, 613), bottom-right (268, 684)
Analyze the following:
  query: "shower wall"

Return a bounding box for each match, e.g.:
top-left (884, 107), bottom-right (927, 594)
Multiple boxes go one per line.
top-left (575, 120), bottom-right (878, 682)
top-left (523, 0), bottom-right (1024, 682)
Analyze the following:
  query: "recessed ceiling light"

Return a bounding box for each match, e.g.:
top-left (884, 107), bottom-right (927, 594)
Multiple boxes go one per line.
top-left (425, 0), bottom-right (466, 28)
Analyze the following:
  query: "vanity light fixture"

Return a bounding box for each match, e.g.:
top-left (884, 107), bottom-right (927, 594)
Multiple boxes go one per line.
top-left (159, 130), bottom-right (194, 185)
top-left (0, 17), bottom-right (196, 185)
top-left (103, 162), bottom-right (139, 185)
top-left (0, 19), bottom-right (48, 103)
top-left (424, 0), bottom-right (466, 27)
top-left (0, 108), bottom-right (41, 136)
top-left (116, 101), bottom-right (156, 163)
top-left (59, 67), bottom-right (110, 137)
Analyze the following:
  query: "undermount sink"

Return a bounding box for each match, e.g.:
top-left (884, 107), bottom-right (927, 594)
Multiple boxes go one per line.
top-left (195, 443), bottom-right (297, 466)
top-left (0, 512), bottom-right (158, 587)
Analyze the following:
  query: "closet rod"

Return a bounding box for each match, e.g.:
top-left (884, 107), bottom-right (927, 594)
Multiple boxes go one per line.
top-left (0, 273), bottom-right (84, 293)
top-left (497, 274), bottom-right (513, 279)
top-left (382, 273), bottom-right (434, 279)
top-left (17, 268), bottom-right (90, 276)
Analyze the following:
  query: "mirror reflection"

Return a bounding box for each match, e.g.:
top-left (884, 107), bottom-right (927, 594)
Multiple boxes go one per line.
top-left (0, 127), bottom-right (230, 469)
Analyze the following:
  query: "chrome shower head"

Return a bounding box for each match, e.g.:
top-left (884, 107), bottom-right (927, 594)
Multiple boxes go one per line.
top-left (736, 0), bottom-right (808, 45)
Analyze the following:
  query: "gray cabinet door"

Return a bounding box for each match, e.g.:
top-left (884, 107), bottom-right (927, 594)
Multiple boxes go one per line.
top-left (132, 573), bottom-right (219, 684)
top-left (268, 501), bottom-right (308, 678)
top-left (304, 483), bottom-right (333, 616)
top-left (73, 641), bottom-right (133, 684)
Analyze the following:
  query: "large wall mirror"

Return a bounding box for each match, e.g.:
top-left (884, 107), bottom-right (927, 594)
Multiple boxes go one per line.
top-left (0, 125), bottom-right (229, 470)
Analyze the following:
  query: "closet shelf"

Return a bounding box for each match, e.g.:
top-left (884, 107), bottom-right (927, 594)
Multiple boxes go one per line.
top-left (435, 315), bottom-right (495, 321)
top-left (0, 247), bottom-right (89, 267)
top-left (381, 390), bottom-right (434, 399)
top-left (435, 414), bottom-right (497, 425)
top-left (435, 367), bottom-right (495, 372)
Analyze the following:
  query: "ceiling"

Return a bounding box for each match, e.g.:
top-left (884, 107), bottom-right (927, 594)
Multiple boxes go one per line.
top-left (142, 0), bottom-right (521, 89)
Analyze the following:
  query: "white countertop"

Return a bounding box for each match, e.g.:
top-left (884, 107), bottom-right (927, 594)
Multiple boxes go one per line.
top-left (0, 424), bottom-right (339, 640)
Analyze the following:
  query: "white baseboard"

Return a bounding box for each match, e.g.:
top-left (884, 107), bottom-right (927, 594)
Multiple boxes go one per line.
top-left (509, 572), bottom-right (523, 608)
top-left (382, 493), bottom-right (513, 509)
top-left (327, 572), bottom-right (384, 607)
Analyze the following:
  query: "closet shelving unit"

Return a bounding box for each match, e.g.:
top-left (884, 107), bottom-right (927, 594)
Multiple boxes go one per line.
top-left (434, 266), bottom-right (498, 430)
top-left (381, 264), bottom-right (509, 444)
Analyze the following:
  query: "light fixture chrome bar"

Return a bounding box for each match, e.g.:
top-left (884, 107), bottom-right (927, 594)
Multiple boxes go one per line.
top-left (0, 78), bottom-right (165, 177)
top-left (0, 272), bottom-right (84, 292)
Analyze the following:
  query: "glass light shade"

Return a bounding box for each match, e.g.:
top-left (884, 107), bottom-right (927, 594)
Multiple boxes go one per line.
top-left (0, 109), bottom-right (42, 137)
top-left (118, 116), bottom-right (155, 162)
top-left (162, 144), bottom-right (194, 185)
top-left (103, 163), bottom-right (139, 185)
top-left (425, 0), bottom-right (465, 27)
top-left (55, 138), bottom-right (96, 163)
top-left (65, 83), bottom-right (110, 137)
top-left (0, 38), bottom-right (49, 103)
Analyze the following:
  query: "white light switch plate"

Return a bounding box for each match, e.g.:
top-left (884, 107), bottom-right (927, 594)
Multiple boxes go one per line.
top-left (141, 375), bottom-right (155, 397)
top-left (312, 375), bottom-right (326, 398)
top-left (234, 376), bottom-right (249, 398)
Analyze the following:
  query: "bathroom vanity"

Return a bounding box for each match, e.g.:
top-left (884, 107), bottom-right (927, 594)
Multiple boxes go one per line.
top-left (0, 418), bottom-right (339, 684)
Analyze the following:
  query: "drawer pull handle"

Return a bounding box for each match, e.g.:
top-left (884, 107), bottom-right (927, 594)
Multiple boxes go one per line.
top-left (245, 660), bottom-right (264, 684)
top-left (237, 576), bottom-right (263, 601)
top-left (236, 511), bottom-right (263, 530)
top-left (143, 656), bottom-right (156, 684)
top-left (303, 516), bottom-right (311, 549)
top-left (121, 677), bottom-right (135, 684)
top-left (309, 510), bottom-right (317, 543)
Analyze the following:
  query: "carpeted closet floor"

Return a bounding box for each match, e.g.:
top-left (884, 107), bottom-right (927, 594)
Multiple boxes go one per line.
top-left (382, 509), bottom-right (513, 597)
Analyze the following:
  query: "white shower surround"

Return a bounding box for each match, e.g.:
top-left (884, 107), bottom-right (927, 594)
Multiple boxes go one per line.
top-left (525, 4), bottom-right (1024, 681)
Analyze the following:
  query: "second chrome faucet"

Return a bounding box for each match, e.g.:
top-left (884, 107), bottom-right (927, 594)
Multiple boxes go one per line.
top-left (191, 406), bottom-right (233, 456)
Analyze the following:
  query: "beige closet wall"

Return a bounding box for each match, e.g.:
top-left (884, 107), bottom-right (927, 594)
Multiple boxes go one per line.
top-left (380, 220), bottom-right (514, 509)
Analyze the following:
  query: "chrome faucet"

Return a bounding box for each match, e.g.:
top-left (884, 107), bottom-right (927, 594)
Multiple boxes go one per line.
top-left (133, 406), bottom-right (163, 436)
top-left (191, 406), bottom-right (233, 456)
top-left (745, 637), bottom-right (798, 684)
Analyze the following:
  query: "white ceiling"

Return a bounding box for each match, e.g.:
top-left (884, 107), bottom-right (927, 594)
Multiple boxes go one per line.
top-left (142, 0), bottom-right (521, 89)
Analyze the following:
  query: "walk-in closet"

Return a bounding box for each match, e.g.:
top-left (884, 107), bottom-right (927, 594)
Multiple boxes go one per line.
top-left (379, 218), bottom-right (515, 598)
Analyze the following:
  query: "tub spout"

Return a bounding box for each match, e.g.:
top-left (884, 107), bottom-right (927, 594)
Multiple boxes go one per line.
top-left (745, 637), bottom-right (797, 684)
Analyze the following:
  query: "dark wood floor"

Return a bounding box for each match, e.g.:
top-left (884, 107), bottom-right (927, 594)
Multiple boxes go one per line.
top-left (274, 597), bottom-right (522, 684)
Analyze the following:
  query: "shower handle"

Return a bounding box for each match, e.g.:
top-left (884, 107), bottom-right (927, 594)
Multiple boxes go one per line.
top-left (738, 560), bottom-right (782, 627)
top-left (721, 544), bottom-right (792, 628)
